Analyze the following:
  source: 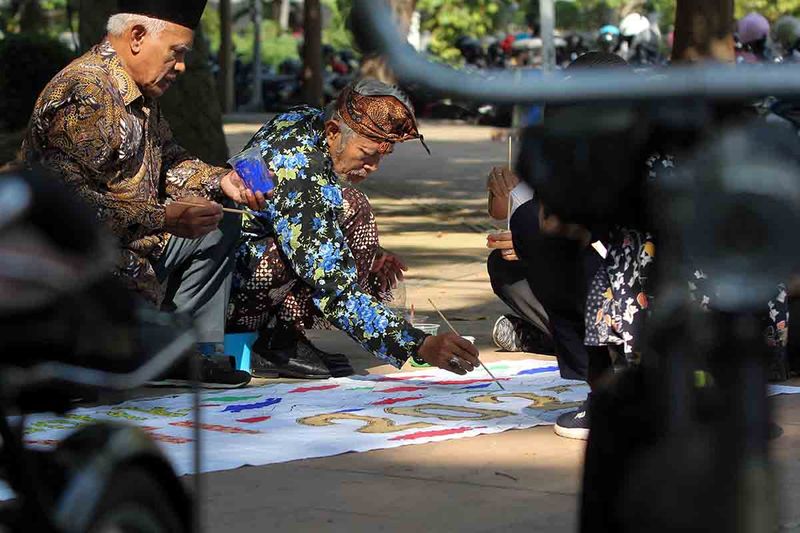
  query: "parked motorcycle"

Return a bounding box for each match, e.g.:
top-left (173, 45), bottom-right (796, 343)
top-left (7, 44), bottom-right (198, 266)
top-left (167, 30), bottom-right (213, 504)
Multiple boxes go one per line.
top-left (0, 168), bottom-right (200, 533)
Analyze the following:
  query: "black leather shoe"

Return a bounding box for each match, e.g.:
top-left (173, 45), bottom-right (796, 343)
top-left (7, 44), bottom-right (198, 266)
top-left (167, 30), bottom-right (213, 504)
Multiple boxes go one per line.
top-left (251, 341), bottom-right (331, 379)
top-left (149, 352), bottom-right (252, 389)
top-left (249, 353), bottom-right (280, 379)
top-left (298, 338), bottom-right (355, 377)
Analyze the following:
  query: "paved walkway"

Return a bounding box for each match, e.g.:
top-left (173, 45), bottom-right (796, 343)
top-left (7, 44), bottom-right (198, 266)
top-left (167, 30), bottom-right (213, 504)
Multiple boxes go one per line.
top-left (205, 120), bottom-right (800, 532)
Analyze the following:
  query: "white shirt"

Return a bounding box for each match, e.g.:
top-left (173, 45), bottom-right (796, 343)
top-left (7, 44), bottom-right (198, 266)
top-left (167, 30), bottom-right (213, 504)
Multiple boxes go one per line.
top-left (509, 181), bottom-right (535, 217)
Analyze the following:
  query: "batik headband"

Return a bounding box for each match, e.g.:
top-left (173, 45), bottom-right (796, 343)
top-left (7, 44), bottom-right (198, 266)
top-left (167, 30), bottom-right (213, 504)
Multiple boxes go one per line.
top-left (337, 79), bottom-right (431, 155)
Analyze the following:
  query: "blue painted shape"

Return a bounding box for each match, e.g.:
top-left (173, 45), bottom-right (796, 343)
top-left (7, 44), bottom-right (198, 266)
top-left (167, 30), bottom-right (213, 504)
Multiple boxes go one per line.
top-left (461, 383), bottom-right (492, 390)
top-left (224, 332), bottom-right (259, 371)
top-left (516, 366), bottom-right (560, 376)
top-left (222, 397), bottom-right (282, 414)
top-left (335, 408), bottom-right (365, 413)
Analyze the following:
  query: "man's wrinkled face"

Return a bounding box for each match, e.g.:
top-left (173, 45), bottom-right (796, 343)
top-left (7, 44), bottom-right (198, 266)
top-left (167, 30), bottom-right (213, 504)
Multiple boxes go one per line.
top-left (128, 22), bottom-right (194, 98)
top-left (326, 120), bottom-right (393, 184)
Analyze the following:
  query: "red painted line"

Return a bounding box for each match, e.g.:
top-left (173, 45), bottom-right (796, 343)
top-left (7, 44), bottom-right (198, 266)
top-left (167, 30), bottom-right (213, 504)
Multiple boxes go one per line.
top-left (289, 384), bottom-right (340, 393)
top-left (370, 396), bottom-right (423, 406)
top-left (170, 421), bottom-right (261, 435)
top-left (432, 378), bottom-right (511, 386)
top-left (140, 426), bottom-right (194, 444)
top-left (236, 415), bottom-right (272, 424)
top-left (378, 386), bottom-right (428, 393)
top-left (24, 439), bottom-right (59, 447)
top-left (389, 426), bottom-right (486, 441)
top-left (199, 404), bottom-right (222, 408)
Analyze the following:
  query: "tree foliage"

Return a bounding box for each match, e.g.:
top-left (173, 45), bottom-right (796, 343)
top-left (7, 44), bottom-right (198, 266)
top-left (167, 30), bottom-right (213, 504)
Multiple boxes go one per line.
top-left (416, 0), bottom-right (512, 63)
top-left (735, 1), bottom-right (800, 20)
top-left (0, 31), bottom-right (74, 129)
top-left (202, 4), bottom-right (299, 68)
top-left (1, 0), bottom-right (72, 35)
top-left (530, 0), bottom-right (677, 31)
top-left (202, 0), bottom-right (352, 68)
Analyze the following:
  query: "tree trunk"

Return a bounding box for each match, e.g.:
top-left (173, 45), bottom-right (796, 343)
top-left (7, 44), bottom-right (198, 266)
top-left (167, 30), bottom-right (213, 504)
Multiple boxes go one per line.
top-left (160, 28), bottom-right (229, 164)
top-left (359, 0), bottom-right (416, 84)
top-left (19, 0), bottom-right (46, 33)
top-left (672, 0), bottom-right (735, 62)
top-left (279, 0), bottom-right (291, 31)
top-left (303, 0), bottom-right (323, 106)
top-left (77, 0), bottom-right (114, 50)
top-left (77, 0), bottom-right (229, 164)
top-left (249, 0), bottom-right (263, 110)
top-left (218, 0), bottom-right (235, 113)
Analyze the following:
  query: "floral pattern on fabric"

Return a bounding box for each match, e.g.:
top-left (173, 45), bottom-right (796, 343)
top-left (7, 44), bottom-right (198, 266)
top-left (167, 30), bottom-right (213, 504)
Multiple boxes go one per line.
top-left (20, 40), bottom-right (228, 304)
top-left (585, 153), bottom-right (790, 366)
top-left (227, 107), bottom-right (426, 368)
top-left (585, 228), bottom-right (655, 361)
top-left (689, 272), bottom-right (789, 354)
top-left (228, 187), bottom-right (386, 331)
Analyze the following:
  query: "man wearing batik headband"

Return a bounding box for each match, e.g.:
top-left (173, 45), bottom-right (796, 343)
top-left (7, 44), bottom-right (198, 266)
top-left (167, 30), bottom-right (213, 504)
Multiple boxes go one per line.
top-left (228, 79), bottom-right (480, 379)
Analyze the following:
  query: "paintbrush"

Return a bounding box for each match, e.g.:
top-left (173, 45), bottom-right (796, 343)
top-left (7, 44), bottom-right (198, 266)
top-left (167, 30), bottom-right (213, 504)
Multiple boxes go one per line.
top-left (427, 298), bottom-right (505, 390)
top-left (172, 200), bottom-right (247, 215)
top-left (507, 134), bottom-right (513, 230)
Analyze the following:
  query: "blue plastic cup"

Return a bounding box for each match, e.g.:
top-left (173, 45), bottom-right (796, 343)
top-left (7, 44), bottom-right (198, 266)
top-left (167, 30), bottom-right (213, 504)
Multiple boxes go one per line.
top-left (228, 146), bottom-right (274, 195)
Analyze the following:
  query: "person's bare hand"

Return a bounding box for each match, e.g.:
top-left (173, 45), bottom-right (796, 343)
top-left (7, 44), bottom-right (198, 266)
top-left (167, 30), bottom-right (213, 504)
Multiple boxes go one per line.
top-left (416, 332), bottom-right (481, 375)
top-left (371, 248), bottom-right (408, 291)
top-left (487, 230), bottom-right (519, 261)
top-left (165, 196), bottom-right (223, 238)
top-left (487, 166), bottom-right (520, 198)
top-left (220, 170), bottom-right (270, 211)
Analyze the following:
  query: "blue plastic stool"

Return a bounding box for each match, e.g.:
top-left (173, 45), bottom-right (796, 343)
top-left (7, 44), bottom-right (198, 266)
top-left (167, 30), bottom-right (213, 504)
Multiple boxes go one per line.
top-left (224, 332), bottom-right (259, 372)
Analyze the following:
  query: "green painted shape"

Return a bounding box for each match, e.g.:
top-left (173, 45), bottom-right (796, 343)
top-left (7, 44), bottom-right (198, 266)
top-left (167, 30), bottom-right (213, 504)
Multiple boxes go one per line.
top-left (126, 407), bottom-right (191, 418)
top-left (26, 415), bottom-right (94, 435)
top-left (66, 414), bottom-right (96, 422)
top-left (202, 395), bottom-right (263, 403)
top-left (106, 409), bottom-right (147, 421)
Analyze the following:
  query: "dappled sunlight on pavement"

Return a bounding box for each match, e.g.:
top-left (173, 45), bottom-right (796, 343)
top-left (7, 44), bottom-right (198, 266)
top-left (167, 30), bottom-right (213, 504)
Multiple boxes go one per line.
top-left (217, 117), bottom-right (800, 533)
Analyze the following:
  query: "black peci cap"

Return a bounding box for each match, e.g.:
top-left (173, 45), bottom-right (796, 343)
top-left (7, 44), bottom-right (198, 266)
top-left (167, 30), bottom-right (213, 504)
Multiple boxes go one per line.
top-left (117, 0), bottom-right (208, 30)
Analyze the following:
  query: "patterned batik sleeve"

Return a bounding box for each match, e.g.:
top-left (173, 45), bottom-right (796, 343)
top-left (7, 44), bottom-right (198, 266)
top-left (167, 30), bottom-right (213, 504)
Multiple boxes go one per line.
top-left (158, 107), bottom-right (228, 202)
top-left (271, 151), bottom-right (427, 367)
top-left (32, 79), bottom-right (166, 233)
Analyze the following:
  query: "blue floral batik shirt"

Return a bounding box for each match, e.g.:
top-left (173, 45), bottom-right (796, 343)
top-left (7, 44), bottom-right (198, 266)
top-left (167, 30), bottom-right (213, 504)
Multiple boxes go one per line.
top-left (235, 106), bottom-right (427, 368)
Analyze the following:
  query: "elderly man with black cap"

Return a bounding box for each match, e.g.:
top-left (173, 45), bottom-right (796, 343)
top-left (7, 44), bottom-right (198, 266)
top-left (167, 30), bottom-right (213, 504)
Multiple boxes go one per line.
top-left (20, 0), bottom-right (266, 388)
top-left (227, 79), bottom-right (482, 379)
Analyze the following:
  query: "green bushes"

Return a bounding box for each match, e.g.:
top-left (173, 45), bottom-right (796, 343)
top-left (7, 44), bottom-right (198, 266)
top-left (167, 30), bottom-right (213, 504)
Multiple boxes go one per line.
top-left (0, 33), bottom-right (75, 130)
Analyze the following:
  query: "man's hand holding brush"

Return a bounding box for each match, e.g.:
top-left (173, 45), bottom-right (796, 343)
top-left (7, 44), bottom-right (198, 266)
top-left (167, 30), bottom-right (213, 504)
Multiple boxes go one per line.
top-left (417, 333), bottom-right (481, 375)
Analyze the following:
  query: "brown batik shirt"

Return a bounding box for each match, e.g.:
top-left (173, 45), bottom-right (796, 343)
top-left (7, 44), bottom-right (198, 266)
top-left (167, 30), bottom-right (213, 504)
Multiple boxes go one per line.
top-left (21, 40), bottom-right (228, 304)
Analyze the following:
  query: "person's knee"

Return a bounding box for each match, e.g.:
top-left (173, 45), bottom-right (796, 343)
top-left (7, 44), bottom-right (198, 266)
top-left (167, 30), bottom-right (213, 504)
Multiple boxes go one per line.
top-left (487, 248), bottom-right (504, 282)
top-left (488, 249), bottom-right (520, 295)
top-left (342, 187), bottom-right (373, 221)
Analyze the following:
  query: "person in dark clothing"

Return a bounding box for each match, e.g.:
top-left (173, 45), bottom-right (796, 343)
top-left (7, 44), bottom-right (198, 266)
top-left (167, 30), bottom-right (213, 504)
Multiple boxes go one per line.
top-left (489, 51), bottom-right (631, 440)
top-left (486, 163), bottom-right (603, 383)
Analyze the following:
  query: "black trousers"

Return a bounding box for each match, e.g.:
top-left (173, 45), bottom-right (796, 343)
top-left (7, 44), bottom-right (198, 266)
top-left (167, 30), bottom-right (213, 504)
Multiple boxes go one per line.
top-left (487, 199), bottom-right (602, 381)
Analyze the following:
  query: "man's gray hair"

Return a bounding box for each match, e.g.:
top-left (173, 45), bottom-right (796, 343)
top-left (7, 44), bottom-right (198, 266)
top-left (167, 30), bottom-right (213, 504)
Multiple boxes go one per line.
top-left (323, 105), bottom-right (358, 154)
top-left (335, 113), bottom-right (356, 144)
top-left (107, 13), bottom-right (167, 37)
top-left (334, 114), bottom-right (357, 155)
